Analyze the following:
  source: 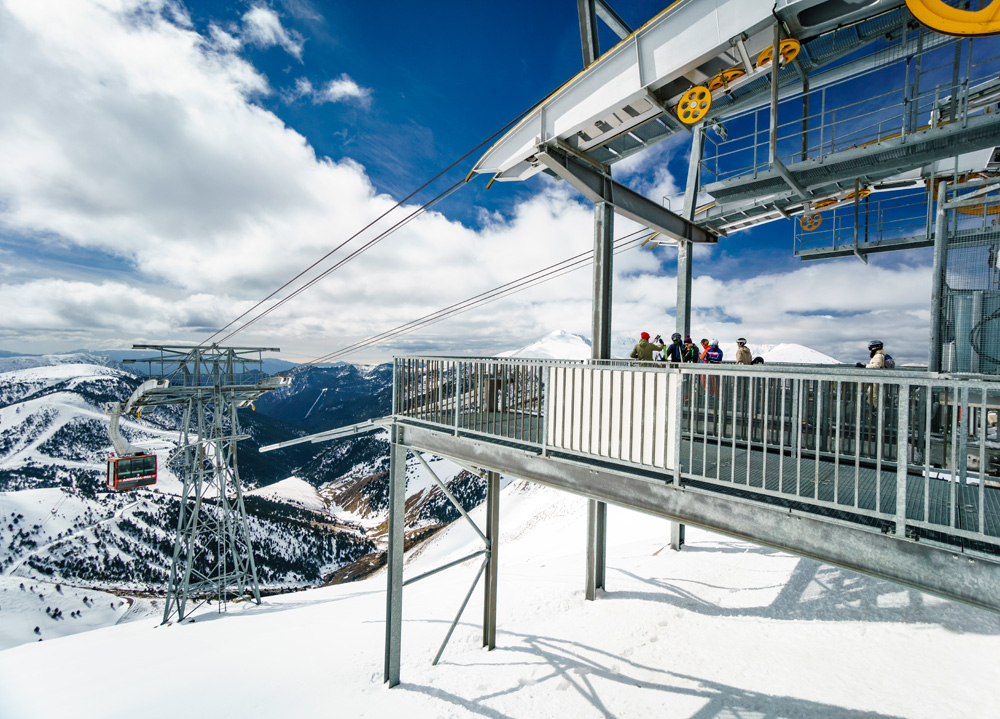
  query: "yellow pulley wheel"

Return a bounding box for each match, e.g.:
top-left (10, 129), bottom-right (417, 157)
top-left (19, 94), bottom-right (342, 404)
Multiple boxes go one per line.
top-left (708, 67), bottom-right (746, 92)
top-left (677, 85), bottom-right (711, 125)
top-left (800, 213), bottom-right (822, 231)
top-left (906, 0), bottom-right (1000, 37)
top-left (814, 198), bottom-right (838, 210)
top-left (757, 39), bottom-right (801, 68)
top-left (845, 188), bottom-right (872, 201)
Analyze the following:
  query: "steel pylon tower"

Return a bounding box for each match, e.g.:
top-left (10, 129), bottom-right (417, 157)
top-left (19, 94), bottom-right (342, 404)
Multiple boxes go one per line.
top-left (122, 345), bottom-right (290, 624)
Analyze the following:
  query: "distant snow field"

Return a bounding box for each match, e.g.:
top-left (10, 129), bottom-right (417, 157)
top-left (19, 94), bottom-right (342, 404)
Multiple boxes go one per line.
top-left (247, 476), bottom-right (325, 512)
top-left (502, 330), bottom-right (841, 364)
top-left (1, 482), bottom-right (997, 719)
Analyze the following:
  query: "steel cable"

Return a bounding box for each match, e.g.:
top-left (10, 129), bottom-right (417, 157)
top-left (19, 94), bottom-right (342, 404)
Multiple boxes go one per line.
top-left (302, 229), bottom-right (657, 364)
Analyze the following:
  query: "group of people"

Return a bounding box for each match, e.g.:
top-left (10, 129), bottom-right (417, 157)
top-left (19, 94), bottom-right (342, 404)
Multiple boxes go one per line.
top-left (630, 332), bottom-right (760, 365)
top-left (631, 333), bottom-right (893, 369)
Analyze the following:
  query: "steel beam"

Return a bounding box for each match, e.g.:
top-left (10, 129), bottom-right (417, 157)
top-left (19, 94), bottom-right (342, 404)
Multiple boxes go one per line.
top-left (594, 0), bottom-right (632, 39)
top-left (483, 470), bottom-right (500, 650)
top-left (384, 434), bottom-right (406, 687)
top-left (534, 147), bottom-right (716, 244)
top-left (398, 423), bottom-right (1000, 615)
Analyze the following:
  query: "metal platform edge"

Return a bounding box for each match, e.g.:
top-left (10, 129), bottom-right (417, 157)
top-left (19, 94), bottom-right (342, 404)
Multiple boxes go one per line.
top-left (397, 422), bottom-right (1000, 615)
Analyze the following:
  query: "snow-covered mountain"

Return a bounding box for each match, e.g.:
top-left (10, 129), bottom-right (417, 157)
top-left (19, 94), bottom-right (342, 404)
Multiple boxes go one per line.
top-left (503, 330), bottom-right (840, 364)
top-left (0, 357), bottom-right (489, 646)
top-left (1, 479), bottom-right (995, 718)
top-left (500, 330), bottom-right (592, 359)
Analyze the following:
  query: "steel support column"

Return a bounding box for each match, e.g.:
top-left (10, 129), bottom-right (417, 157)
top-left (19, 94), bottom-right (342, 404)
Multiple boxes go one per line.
top-left (586, 498), bottom-right (607, 599)
top-left (672, 124), bottom-right (705, 549)
top-left (483, 470), bottom-right (500, 649)
top-left (677, 124), bottom-right (704, 338)
top-left (577, 0), bottom-right (599, 68)
top-left (587, 199), bottom-right (613, 599)
top-left (592, 201), bottom-right (614, 359)
top-left (384, 433), bottom-right (406, 687)
top-left (930, 181), bottom-right (949, 372)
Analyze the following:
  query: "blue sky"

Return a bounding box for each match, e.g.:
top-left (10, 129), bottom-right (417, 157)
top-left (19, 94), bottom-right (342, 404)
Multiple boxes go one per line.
top-left (0, 0), bottom-right (945, 364)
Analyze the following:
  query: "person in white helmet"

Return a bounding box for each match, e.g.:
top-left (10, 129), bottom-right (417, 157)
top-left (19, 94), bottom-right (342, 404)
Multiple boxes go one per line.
top-left (735, 337), bottom-right (752, 365)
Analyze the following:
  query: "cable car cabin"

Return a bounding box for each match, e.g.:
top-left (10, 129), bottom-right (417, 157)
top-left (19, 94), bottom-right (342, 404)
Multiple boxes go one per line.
top-left (106, 454), bottom-right (157, 491)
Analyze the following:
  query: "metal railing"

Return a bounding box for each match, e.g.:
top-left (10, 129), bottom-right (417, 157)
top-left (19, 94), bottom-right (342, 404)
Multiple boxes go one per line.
top-left (395, 357), bottom-right (1000, 552)
top-left (700, 33), bottom-right (1000, 185)
top-left (793, 188), bottom-right (933, 257)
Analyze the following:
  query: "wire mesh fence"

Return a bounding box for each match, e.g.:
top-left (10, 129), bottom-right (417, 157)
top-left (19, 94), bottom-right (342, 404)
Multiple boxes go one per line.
top-left (936, 180), bottom-right (1000, 374)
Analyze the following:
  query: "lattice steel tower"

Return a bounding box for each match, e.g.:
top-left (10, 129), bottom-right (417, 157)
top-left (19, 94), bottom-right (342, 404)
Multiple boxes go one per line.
top-left (122, 345), bottom-right (290, 624)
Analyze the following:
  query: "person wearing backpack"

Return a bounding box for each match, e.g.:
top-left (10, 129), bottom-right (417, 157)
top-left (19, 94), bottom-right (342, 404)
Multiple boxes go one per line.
top-left (855, 340), bottom-right (893, 369)
top-left (856, 339), bottom-right (893, 408)
top-left (682, 336), bottom-right (699, 363)
top-left (663, 332), bottom-right (684, 363)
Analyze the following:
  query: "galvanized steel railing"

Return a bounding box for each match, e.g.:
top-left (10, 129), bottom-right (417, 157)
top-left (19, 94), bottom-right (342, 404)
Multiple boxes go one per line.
top-left (394, 357), bottom-right (1000, 550)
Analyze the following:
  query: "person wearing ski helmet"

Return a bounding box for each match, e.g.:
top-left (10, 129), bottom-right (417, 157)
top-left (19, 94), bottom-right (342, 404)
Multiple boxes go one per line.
top-left (735, 337), bottom-right (752, 365)
top-left (630, 331), bottom-right (664, 363)
top-left (856, 340), bottom-right (887, 369)
top-left (705, 339), bottom-right (723, 363)
top-left (663, 332), bottom-right (684, 363)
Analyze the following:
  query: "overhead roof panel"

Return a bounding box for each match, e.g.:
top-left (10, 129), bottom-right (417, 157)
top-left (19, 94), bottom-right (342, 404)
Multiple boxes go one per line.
top-left (473, 0), bottom-right (776, 182)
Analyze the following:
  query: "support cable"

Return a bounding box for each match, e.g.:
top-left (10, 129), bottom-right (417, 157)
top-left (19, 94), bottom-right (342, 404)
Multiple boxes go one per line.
top-left (211, 177), bottom-right (466, 345)
top-left (304, 229), bottom-right (654, 364)
top-left (202, 101), bottom-right (545, 347)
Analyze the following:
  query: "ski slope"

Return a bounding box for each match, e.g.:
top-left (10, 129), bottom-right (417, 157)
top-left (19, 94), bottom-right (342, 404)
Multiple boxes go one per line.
top-left (1, 480), bottom-right (997, 719)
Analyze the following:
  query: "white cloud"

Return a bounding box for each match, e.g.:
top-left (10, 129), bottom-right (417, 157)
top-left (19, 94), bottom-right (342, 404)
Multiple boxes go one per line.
top-left (292, 76), bottom-right (313, 98)
top-left (241, 4), bottom-right (303, 59)
top-left (0, 1), bottom-right (935, 366)
top-left (208, 22), bottom-right (241, 53)
top-left (316, 73), bottom-right (371, 106)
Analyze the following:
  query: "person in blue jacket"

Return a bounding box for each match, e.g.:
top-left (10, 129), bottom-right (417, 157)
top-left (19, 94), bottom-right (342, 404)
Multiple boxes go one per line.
top-left (705, 339), bottom-right (723, 363)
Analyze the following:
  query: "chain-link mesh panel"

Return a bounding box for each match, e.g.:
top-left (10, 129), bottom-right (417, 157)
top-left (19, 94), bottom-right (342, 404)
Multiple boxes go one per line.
top-left (938, 181), bottom-right (1000, 374)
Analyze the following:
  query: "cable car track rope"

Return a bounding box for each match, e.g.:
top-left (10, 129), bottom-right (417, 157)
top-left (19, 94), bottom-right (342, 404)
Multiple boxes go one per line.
top-left (201, 107), bottom-right (538, 347)
top-left (299, 228), bottom-right (656, 365)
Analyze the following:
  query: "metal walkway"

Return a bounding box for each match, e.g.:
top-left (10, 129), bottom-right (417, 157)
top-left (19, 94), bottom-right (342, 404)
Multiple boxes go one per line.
top-left (391, 356), bottom-right (1000, 613)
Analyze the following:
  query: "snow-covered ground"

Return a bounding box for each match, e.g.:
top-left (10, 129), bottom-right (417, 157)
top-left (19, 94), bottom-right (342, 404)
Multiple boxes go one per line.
top-left (247, 476), bottom-right (326, 512)
top-left (1, 481), bottom-right (997, 719)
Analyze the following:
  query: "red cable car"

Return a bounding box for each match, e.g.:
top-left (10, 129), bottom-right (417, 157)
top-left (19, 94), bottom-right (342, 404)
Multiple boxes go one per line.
top-left (106, 454), bottom-right (157, 491)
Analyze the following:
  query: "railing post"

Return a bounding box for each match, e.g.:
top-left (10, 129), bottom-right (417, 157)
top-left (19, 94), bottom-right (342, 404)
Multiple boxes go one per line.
top-left (454, 361), bottom-right (462, 436)
top-left (483, 470), bottom-right (500, 650)
top-left (384, 427), bottom-right (406, 687)
top-left (895, 385), bottom-right (910, 537)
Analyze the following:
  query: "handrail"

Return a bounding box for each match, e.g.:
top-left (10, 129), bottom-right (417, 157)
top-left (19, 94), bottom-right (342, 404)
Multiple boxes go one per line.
top-left (394, 356), bottom-right (1000, 554)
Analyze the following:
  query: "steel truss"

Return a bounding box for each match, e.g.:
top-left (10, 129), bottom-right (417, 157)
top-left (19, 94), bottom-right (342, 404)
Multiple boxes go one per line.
top-left (258, 416), bottom-right (501, 686)
top-left (384, 429), bottom-right (500, 687)
top-left (122, 345), bottom-right (289, 624)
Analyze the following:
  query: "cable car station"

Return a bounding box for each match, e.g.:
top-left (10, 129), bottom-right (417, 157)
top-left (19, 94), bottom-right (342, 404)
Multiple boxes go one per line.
top-left (368, 0), bottom-right (1000, 685)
